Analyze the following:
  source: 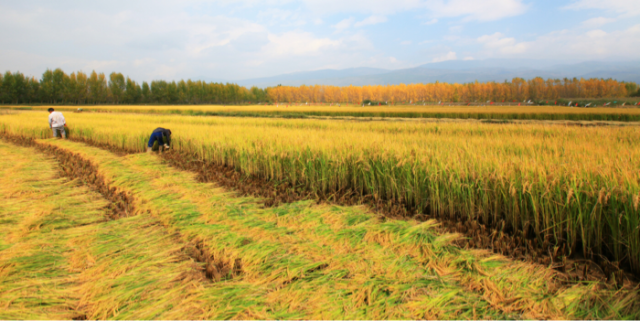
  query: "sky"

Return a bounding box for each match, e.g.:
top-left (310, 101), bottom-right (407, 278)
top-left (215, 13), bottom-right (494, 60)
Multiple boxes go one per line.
top-left (0, 0), bottom-right (639, 82)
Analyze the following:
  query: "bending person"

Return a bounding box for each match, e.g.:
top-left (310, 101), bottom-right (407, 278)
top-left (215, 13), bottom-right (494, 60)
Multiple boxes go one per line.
top-left (48, 108), bottom-right (67, 139)
top-left (147, 127), bottom-right (172, 153)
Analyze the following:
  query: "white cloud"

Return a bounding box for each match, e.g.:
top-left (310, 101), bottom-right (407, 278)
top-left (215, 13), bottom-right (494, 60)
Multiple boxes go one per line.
top-left (301, 0), bottom-right (528, 21)
top-left (477, 32), bottom-right (529, 54)
top-left (586, 29), bottom-right (607, 38)
top-left (332, 15), bottom-right (388, 31)
top-left (332, 17), bottom-right (355, 31)
top-left (302, 0), bottom-right (423, 15)
top-left (257, 8), bottom-right (295, 21)
top-left (265, 31), bottom-right (341, 56)
top-left (0, 2), bottom-right (383, 80)
top-left (256, 8), bottom-right (307, 26)
top-left (1, 0), bottom-right (637, 83)
top-left (476, 25), bottom-right (640, 60)
top-left (463, 56), bottom-right (475, 60)
top-left (424, 0), bottom-right (528, 22)
top-left (432, 51), bottom-right (457, 62)
top-left (581, 17), bottom-right (616, 27)
top-left (354, 15), bottom-right (388, 27)
top-left (565, 0), bottom-right (640, 16)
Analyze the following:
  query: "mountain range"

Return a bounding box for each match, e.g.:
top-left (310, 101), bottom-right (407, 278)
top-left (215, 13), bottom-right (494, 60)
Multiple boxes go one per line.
top-left (210, 59), bottom-right (640, 88)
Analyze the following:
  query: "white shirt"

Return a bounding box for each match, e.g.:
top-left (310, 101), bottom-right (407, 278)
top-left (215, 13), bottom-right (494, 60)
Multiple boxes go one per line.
top-left (48, 111), bottom-right (65, 128)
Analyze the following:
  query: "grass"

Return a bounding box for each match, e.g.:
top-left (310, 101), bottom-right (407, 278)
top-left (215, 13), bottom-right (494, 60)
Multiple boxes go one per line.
top-left (4, 104), bottom-right (640, 121)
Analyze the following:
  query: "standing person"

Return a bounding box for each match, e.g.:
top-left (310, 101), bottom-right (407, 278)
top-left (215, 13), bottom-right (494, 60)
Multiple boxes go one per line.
top-left (147, 127), bottom-right (172, 153)
top-left (48, 108), bottom-right (66, 139)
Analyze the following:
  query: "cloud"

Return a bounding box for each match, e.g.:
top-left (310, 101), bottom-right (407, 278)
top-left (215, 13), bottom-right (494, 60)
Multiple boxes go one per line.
top-left (564, 0), bottom-right (640, 16)
top-left (301, 0), bottom-right (423, 15)
top-left (301, 0), bottom-right (528, 21)
top-left (581, 17), bottom-right (616, 27)
top-left (423, 0), bottom-right (528, 22)
top-left (332, 18), bottom-right (355, 31)
top-left (463, 56), bottom-right (475, 60)
top-left (476, 25), bottom-right (640, 60)
top-left (477, 32), bottom-right (529, 54)
top-left (265, 31), bottom-right (341, 56)
top-left (432, 51), bottom-right (457, 62)
top-left (332, 15), bottom-right (388, 31)
top-left (1, 0), bottom-right (637, 83)
top-left (0, 2), bottom-right (381, 80)
top-left (354, 15), bottom-right (388, 27)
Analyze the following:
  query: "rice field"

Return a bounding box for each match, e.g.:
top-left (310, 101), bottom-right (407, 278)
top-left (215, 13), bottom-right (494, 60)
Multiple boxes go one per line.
top-left (1, 137), bottom-right (639, 319)
top-left (4, 104), bottom-right (640, 121)
top-left (2, 110), bottom-right (640, 275)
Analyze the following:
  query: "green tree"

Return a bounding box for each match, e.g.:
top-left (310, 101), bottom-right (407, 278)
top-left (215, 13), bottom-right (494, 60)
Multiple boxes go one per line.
top-left (108, 72), bottom-right (126, 104)
top-left (141, 81), bottom-right (150, 103)
top-left (76, 71), bottom-right (88, 104)
top-left (2, 72), bottom-right (16, 104)
top-left (124, 77), bottom-right (141, 104)
top-left (151, 80), bottom-right (167, 103)
top-left (0, 73), bottom-right (4, 103)
top-left (26, 77), bottom-right (40, 103)
top-left (40, 69), bottom-right (54, 103)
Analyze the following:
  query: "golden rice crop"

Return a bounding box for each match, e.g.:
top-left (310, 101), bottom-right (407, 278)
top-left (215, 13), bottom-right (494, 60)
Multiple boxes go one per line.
top-left (1, 111), bottom-right (640, 275)
top-left (5, 104), bottom-right (640, 121)
top-left (34, 138), bottom-right (640, 319)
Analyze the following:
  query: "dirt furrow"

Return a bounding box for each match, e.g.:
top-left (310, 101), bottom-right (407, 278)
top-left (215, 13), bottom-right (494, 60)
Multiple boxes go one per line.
top-left (160, 147), bottom-right (632, 286)
top-left (1, 133), bottom-right (241, 284)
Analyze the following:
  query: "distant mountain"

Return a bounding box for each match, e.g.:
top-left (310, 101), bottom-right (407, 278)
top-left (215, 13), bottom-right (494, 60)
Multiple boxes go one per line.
top-left (232, 60), bottom-right (640, 87)
top-left (416, 59), bottom-right (563, 70)
top-left (235, 67), bottom-right (387, 87)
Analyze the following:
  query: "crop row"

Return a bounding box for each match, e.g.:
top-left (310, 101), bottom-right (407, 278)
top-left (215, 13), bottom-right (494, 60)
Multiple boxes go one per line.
top-left (26, 138), bottom-right (640, 318)
top-left (6, 104), bottom-right (640, 121)
top-left (1, 111), bottom-right (639, 277)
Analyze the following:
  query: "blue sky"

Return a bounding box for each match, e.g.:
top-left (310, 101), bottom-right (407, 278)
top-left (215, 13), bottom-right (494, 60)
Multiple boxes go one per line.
top-left (0, 0), bottom-right (638, 81)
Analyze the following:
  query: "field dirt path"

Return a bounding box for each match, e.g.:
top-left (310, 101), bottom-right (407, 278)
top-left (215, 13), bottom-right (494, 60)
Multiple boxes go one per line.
top-left (2, 137), bottom-right (635, 319)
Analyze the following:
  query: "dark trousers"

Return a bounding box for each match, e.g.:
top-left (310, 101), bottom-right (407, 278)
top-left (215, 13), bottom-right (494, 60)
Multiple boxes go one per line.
top-left (148, 132), bottom-right (164, 148)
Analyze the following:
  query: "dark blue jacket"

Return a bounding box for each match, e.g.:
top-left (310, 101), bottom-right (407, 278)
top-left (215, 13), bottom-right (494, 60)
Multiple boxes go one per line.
top-left (152, 128), bottom-right (172, 146)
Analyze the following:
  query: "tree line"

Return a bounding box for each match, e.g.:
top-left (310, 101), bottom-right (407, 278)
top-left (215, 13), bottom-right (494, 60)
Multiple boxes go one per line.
top-left (0, 69), bottom-right (268, 105)
top-left (1, 68), bottom-right (639, 105)
top-left (268, 78), bottom-right (640, 104)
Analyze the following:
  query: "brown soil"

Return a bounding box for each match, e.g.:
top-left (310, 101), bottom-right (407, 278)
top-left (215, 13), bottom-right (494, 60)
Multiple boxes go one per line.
top-left (1, 134), bottom-right (134, 220)
top-left (184, 239), bottom-right (243, 282)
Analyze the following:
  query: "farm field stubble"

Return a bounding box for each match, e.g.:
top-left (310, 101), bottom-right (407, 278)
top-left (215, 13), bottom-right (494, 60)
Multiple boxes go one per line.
top-left (4, 104), bottom-right (640, 121)
top-left (1, 111), bottom-right (640, 279)
top-left (3, 137), bottom-right (639, 319)
top-left (0, 140), bottom-right (205, 319)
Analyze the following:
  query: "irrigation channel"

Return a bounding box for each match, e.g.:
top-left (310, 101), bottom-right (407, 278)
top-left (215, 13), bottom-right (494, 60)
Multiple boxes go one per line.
top-left (1, 134), bottom-right (640, 319)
